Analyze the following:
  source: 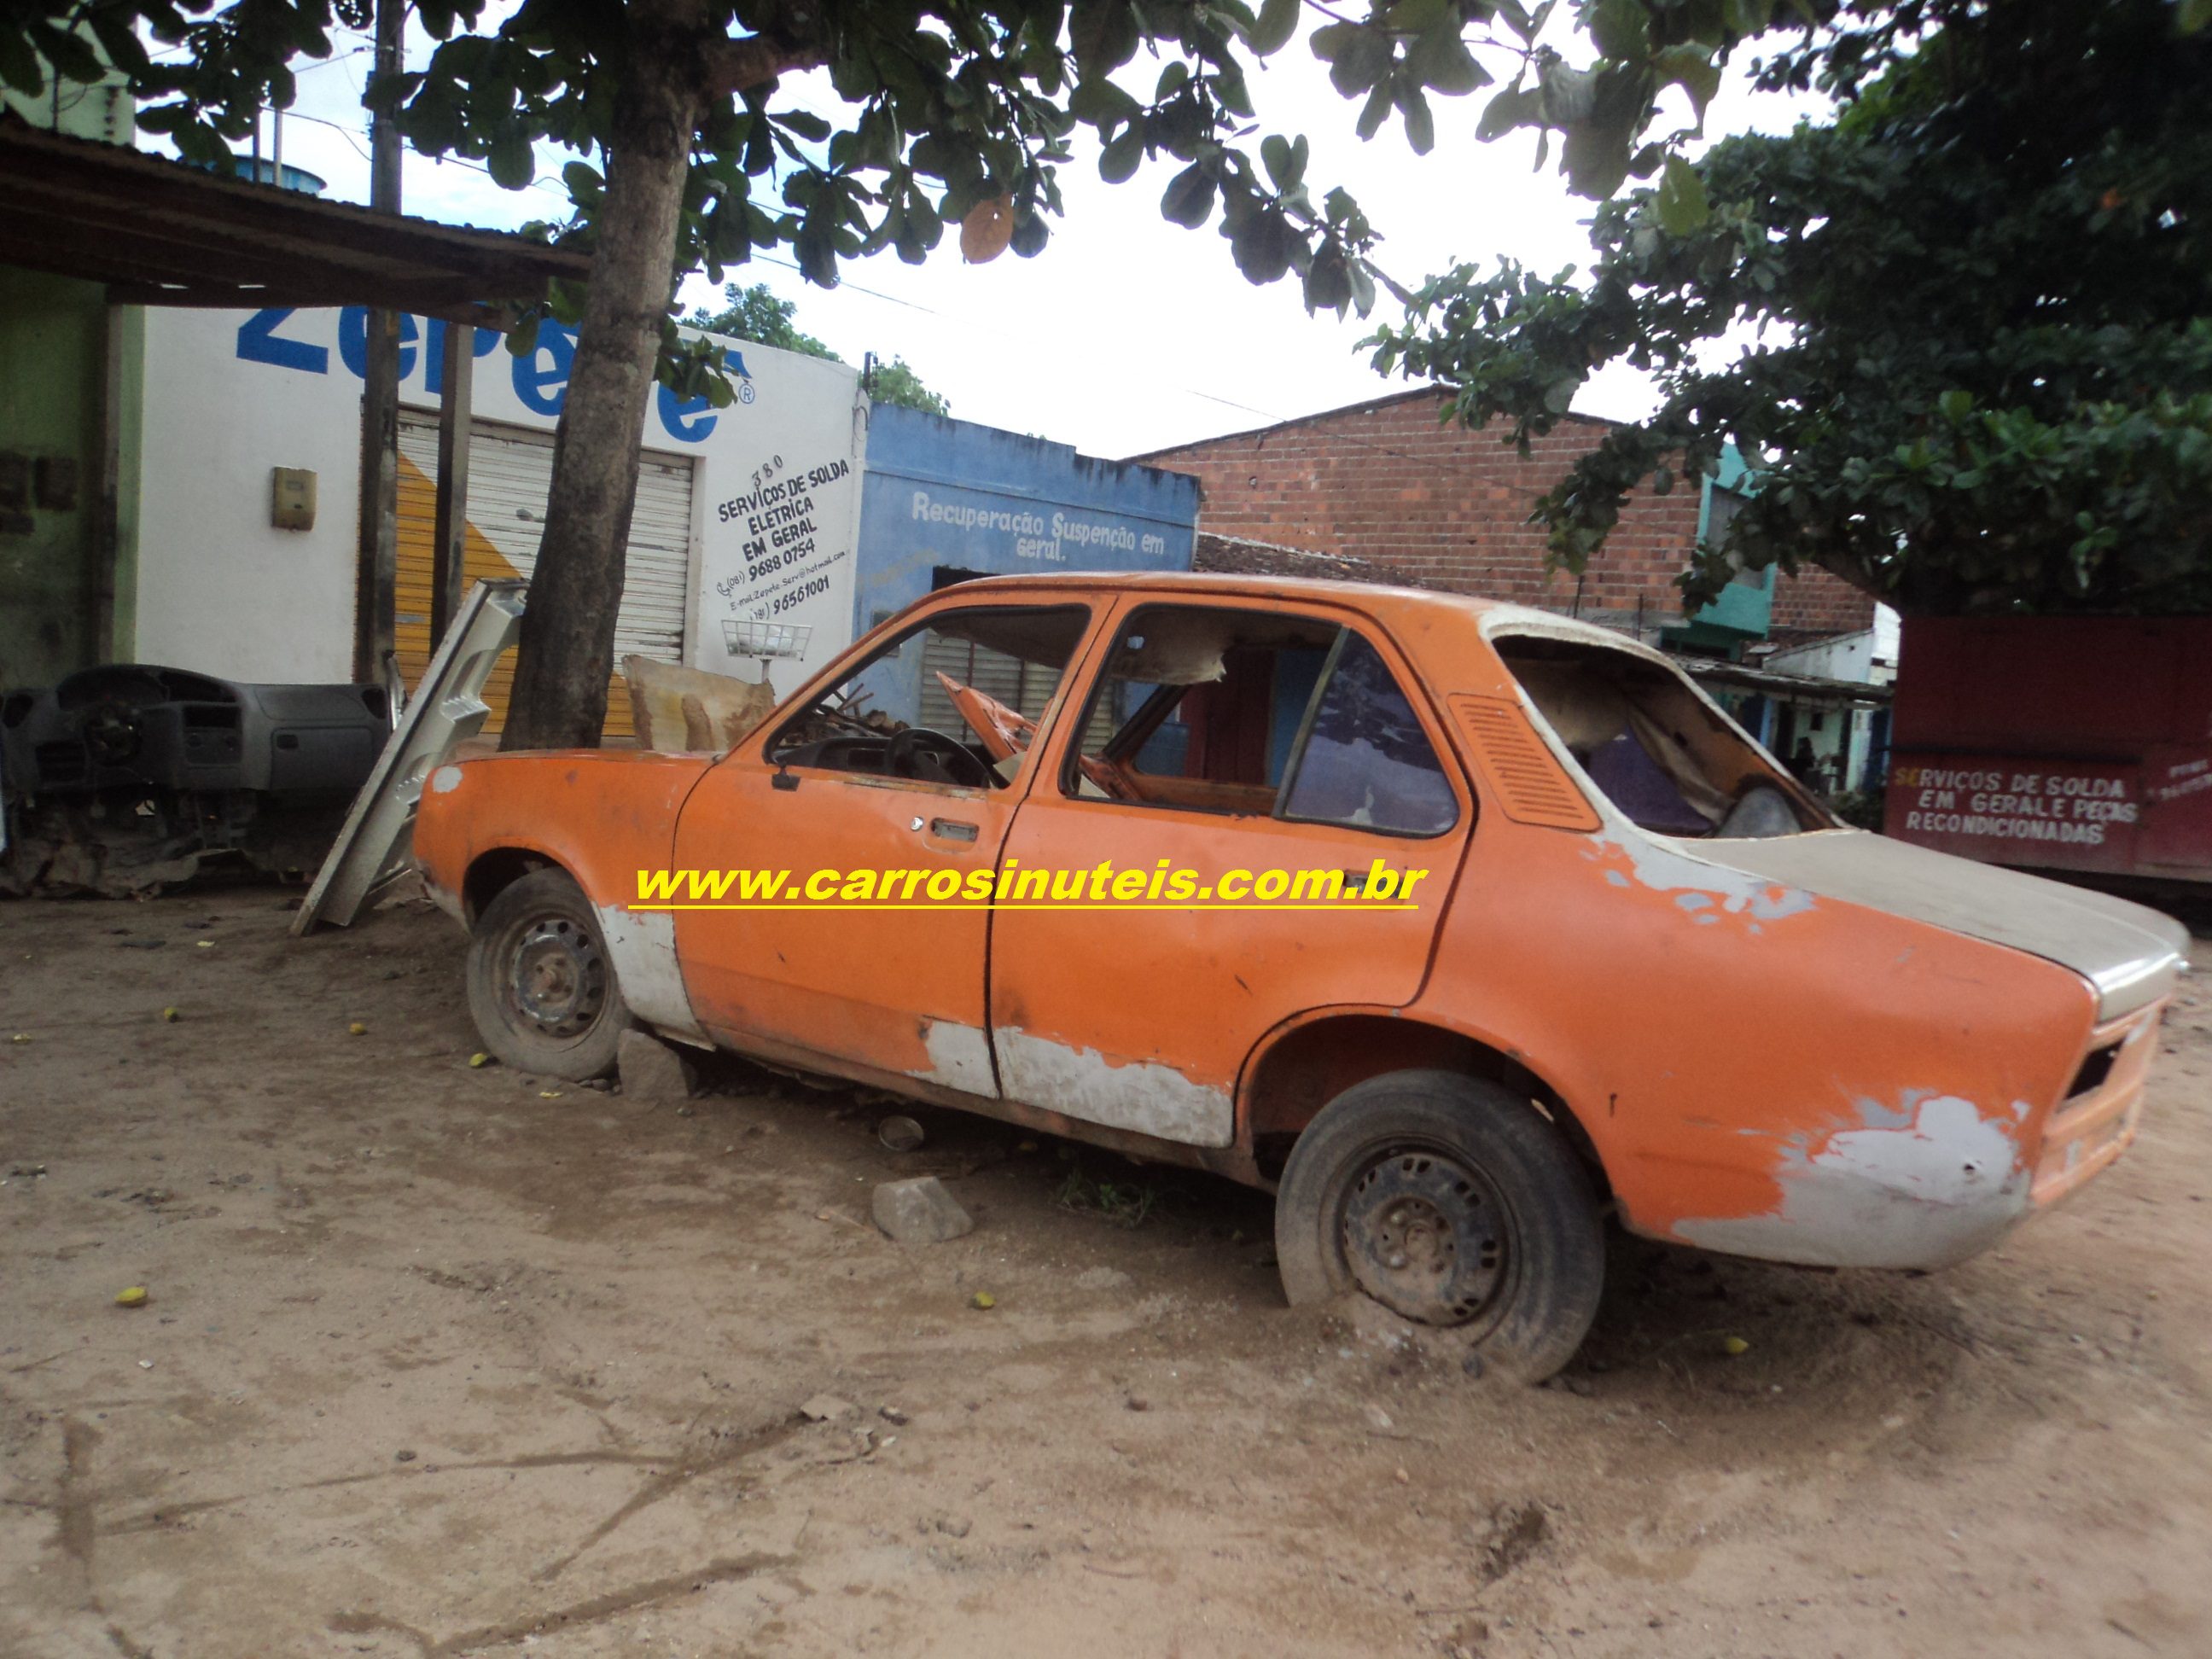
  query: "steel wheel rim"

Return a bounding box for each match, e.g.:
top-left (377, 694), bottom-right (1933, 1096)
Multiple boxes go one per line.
top-left (507, 914), bottom-right (607, 1041)
top-left (1339, 1142), bottom-right (1510, 1327)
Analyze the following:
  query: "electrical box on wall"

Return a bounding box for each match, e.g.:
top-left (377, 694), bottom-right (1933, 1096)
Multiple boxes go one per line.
top-left (270, 467), bottom-right (317, 531)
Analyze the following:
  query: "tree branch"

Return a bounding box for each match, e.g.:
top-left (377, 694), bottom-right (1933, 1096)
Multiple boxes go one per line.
top-left (707, 33), bottom-right (827, 96)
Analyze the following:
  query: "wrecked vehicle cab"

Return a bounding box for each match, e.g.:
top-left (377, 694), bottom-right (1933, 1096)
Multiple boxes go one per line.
top-left (411, 574), bottom-right (2188, 1381)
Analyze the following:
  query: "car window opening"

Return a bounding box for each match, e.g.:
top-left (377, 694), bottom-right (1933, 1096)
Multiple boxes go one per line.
top-left (1496, 637), bottom-right (1819, 840)
top-left (1068, 605), bottom-right (1458, 835)
top-left (765, 604), bottom-right (1091, 789)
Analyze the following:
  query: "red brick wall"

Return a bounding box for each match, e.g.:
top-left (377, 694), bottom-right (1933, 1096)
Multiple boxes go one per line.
top-left (1138, 390), bottom-right (1875, 641)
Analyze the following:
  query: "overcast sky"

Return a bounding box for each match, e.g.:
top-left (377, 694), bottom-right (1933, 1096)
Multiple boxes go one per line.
top-left (226, 18), bottom-right (1822, 461)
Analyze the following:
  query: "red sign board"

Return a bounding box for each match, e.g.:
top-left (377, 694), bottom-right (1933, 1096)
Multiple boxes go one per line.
top-left (1888, 615), bottom-right (2212, 882)
top-left (1887, 754), bottom-right (2144, 874)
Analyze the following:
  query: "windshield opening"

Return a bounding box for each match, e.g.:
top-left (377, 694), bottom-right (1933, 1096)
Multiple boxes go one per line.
top-left (1496, 637), bottom-right (1825, 840)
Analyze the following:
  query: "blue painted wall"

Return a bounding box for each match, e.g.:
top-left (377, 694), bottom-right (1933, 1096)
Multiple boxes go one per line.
top-left (854, 405), bottom-right (1200, 640)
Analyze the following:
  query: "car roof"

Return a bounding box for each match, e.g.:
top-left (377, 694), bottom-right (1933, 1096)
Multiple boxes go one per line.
top-left (923, 569), bottom-right (1646, 657)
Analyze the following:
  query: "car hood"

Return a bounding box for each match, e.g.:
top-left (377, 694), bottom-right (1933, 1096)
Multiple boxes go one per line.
top-left (1667, 829), bottom-right (2191, 1021)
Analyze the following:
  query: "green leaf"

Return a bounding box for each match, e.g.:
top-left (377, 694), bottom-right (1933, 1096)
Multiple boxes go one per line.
top-left (777, 109), bottom-right (833, 143)
top-left (1405, 28), bottom-right (1489, 96)
top-left (487, 134), bottom-right (535, 190)
top-left (1653, 152), bottom-right (1708, 232)
top-left (1068, 76), bottom-right (1140, 126)
top-left (1315, 23), bottom-right (1392, 96)
top-left (1478, 84), bottom-right (1539, 141)
top-left (1070, 0), bottom-right (1140, 76)
top-left (1585, 0), bottom-right (1650, 61)
top-left (1250, 0), bottom-right (1301, 55)
top-left (0, 29), bottom-right (44, 96)
top-left (1356, 77), bottom-right (1394, 140)
top-left (1653, 44), bottom-right (1721, 120)
top-left (2180, 0), bottom-right (2212, 32)
top-left (1937, 389), bottom-right (1975, 423)
top-left (30, 20), bottom-right (102, 84)
top-left (1161, 161), bottom-right (1218, 227)
top-left (1399, 82), bottom-right (1436, 153)
top-left (1099, 125), bottom-right (1145, 182)
top-left (1385, 0), bottom-right (1452, 32)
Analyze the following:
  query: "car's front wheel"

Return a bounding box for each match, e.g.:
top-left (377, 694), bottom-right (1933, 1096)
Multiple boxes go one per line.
top-left (465, 866), bottom-right (632, 1079)
top-left (1274, 1069), bottom-right (1604, 1382)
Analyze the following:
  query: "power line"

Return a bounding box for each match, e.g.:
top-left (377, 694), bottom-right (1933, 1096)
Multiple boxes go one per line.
top-left (214, 105), bottom-right (1398, 447)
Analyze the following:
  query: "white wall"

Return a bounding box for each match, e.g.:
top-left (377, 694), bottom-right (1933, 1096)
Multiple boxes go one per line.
top-left (132, 306), bottom-right (866, 690)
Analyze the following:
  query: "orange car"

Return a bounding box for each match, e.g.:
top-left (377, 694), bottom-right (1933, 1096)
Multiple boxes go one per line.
top-left (413, 574), bottom-right (2188, 1379)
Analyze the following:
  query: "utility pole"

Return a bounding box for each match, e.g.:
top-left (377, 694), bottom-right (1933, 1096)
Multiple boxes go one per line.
top-left (430, 318), bottom-right (474, 643)
top-left (353, 0), bottom-right (405, 683)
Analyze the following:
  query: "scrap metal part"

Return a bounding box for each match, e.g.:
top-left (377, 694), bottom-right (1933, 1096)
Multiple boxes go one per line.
top-left (0, 664), bottom-right (390, 899)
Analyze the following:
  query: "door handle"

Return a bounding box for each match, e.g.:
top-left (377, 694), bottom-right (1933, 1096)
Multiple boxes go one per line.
top-left (928, 818), bottom-right (980, 842)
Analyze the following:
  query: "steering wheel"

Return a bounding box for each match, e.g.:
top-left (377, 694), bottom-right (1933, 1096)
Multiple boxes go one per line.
top-left (884, 725), bottom-right (992, 789)
top-left (84, 701), bottom-right (143, 765)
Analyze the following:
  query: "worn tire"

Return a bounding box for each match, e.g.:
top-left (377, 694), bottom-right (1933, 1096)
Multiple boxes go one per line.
top-left (1275, 1069), bottom-right (1604, 1383)
top-left (465, 867), bottom-right (632, 1080)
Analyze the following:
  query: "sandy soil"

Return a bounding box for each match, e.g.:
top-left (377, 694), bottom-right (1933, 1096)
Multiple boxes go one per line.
top-left (3, 888), bottom-right (2209, 1658)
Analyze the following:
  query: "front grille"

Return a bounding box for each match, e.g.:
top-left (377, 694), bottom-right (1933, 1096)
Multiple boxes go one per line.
top-left (2033, 1004), bottom-right (2163, 1206)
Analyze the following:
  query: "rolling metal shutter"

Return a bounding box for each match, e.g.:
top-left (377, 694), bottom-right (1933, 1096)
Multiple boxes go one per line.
top-left (395, 412), bottom-right (696, 737)
top-left (920, 632), bottom-right (1058, 735)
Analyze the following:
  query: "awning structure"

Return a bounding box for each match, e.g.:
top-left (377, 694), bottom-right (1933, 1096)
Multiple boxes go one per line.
top-left (0, 115), bottom-right (591, 322)
top-left (1674, 655), bottom-right (1895, 708)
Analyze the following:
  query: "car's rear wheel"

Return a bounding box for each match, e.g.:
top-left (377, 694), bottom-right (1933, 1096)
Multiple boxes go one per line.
top-left (1274, 1069), bottom-right (1604, 1382)
top-left (465, 867), bottom-right (631, 1079)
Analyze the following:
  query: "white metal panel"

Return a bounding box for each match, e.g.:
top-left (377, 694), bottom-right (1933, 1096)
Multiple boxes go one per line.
top-left (398, 412), bottom-right (695, 665)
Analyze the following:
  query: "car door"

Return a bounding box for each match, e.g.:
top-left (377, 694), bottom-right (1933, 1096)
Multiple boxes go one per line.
top-left (987, 595), bottom-right (1475, 1148)
top-left (670, 597), bottom-right (1100, 1094)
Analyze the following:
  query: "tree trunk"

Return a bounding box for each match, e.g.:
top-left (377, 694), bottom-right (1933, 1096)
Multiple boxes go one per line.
top-left (500, 0), bottom-right (709, 751)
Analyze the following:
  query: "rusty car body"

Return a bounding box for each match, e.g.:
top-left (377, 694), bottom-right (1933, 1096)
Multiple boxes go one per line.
top-left (412, 574), bottom-right (2188, 1378)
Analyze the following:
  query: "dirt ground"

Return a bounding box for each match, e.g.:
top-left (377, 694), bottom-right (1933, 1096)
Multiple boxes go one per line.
top-left (3, 888), bottom-right (2209, 1659)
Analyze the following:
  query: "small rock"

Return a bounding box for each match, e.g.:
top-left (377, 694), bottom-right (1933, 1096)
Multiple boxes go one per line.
top-left (879, 1405), bottom-right (910, 1426)
top-left (800, 1394), bottom-right (856, 1423)
top-left (1566, 1376), bottom-right (1595, 1397)
top-left (1125, 1396), bottom-right (1149, 1412)
top-left (394, 1449), bottom-right (417, 1463)
top-left (1461, 1351), bottom-right (1486, 1381)
top-left (871, 1176), bottom-right (974, 1245)
top-left (617, 1030), bottom-right (699, 1105)
top-left (932, 1514), bottom-right (972, 1539)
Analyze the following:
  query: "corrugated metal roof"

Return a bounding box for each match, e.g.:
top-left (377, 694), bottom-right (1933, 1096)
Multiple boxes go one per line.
top-left (0, 115), bottom-right (593, 322)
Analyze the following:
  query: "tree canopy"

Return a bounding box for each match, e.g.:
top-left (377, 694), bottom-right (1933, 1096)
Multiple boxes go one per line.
top-left (1, 0), bottom-right (1865, 742)
top-left (1372, 0), bottom-right (2212, 617)
top-left (688, 280), bottom-right (949, 413)
top-left (8, 0), bottom-right (1787, 360)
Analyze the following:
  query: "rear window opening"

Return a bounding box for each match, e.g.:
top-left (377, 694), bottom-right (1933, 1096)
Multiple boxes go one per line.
top-left (1496, 636), bottom-right (1826, 841)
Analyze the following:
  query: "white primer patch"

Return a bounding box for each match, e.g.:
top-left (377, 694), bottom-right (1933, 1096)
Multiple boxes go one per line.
top-left (1675, 1093), bottom-right (2031, 1270)
top-left (429, 765), bottom-right (465, 794)
top-left (594, 905), bottom-right (709, 1046)
top-left (1597, 831), bottom-right (1819, 922)
top-left (994, 1027), bottom-right (1234, 1148)
top-left (917, 1021), bottom-right (998, 1096)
